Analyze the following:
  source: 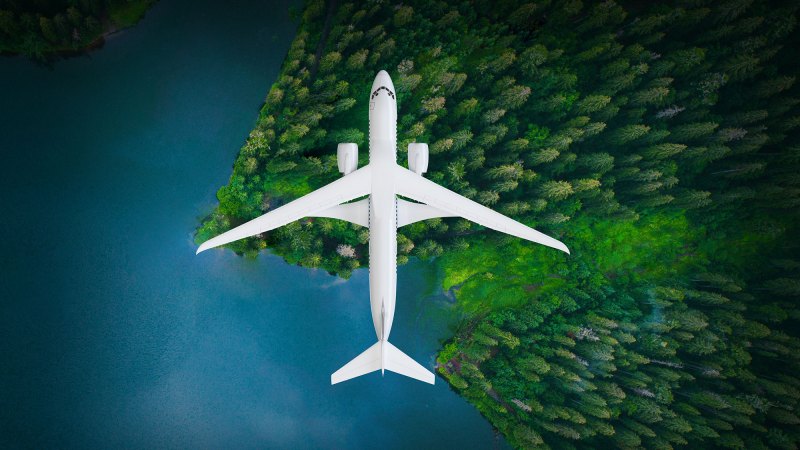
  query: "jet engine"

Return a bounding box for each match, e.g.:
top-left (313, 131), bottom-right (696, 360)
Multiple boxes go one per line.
top-left (337, 143), bottom-right (358, 175)
top-left (408, 143), bottom-right (429, 175)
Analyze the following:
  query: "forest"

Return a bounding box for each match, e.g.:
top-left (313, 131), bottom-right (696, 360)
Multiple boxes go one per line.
top-left (0, 0), bottom-right (155, 58)
top-left (196, 0), bottom-right (800, 448)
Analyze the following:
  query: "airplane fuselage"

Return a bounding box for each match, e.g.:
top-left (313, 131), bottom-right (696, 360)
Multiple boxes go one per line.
top-left (367, 72), bottom-right (399, 349)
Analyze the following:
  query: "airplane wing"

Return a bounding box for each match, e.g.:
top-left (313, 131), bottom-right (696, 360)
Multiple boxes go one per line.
top-left (393, 165), bottom-right (570, 254)
top-left (197, 165), bottom-right (373, 254)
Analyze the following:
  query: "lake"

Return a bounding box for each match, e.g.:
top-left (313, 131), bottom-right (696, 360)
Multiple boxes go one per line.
top-left (0, 0), bottom-right (504, 447)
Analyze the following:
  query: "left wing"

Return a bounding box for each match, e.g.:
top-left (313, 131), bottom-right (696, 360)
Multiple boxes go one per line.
top-left (197, 165), bottom-right (372, 254)
top-left (393, 165), bottom-right (569, 254)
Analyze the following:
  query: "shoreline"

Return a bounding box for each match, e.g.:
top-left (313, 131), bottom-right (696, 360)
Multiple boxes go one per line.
top-left (199, 0), bottom-right (800, 448)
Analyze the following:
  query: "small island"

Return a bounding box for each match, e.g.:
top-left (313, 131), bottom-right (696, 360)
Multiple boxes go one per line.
top-left (0, 0), bottom-right (156, 59)
top-left (197, 0), bottom-right (800, 448)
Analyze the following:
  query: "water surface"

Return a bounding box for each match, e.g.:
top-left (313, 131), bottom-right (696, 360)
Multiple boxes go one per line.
top-left (0, 1), bottom-right (503, 447)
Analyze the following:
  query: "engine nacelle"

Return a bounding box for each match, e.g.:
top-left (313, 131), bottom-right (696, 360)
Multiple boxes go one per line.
top-left (337, 143), bottom-right (358, 175)
top-left (408, 143), bottom-right (429, 175)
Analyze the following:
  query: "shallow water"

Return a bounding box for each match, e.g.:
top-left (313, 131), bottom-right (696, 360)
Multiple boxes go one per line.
top-left (0, 0), bottom-right (504, 447)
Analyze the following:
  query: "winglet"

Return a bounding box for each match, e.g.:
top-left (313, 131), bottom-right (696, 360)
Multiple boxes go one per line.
top-left (196, 237), bottom-right (221, 254)
top-left (196, 241), bottom-right (210, 255)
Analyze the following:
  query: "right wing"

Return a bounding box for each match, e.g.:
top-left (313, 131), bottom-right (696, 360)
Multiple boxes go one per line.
top-left (197, 165), bottom-right (372, 254)
top-left (393, 165), bottom-right (569, 254)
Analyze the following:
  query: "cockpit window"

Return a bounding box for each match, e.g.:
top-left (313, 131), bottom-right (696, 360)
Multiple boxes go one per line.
top-left (370, 86), bottom-right (395, 99)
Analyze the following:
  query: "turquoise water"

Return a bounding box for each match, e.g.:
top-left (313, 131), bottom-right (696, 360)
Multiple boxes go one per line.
top-left (0, 1), bottom-right (504, 448)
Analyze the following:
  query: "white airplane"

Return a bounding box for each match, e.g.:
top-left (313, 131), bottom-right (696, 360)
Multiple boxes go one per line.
top-left (197, 70), bottom-right (570, 385)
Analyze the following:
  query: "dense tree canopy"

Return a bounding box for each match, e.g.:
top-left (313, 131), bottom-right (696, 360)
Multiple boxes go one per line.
top-left (198, 0), bottom-right (800, 448)
top-left (0, 0), bottom-right (155, 58)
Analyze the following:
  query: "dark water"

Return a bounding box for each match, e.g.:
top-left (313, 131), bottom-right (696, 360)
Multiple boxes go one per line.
top-left (0, 1), bottom-right (504, 448)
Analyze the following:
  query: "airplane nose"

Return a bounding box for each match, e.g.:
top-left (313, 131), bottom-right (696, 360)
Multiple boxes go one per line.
top-left (371, 70), bottom-right (395, 95)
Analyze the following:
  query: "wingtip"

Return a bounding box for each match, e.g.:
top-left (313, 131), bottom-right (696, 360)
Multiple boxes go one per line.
top-left (554, 241), bottom-right (570, 255)
top-left (196, 242), bottom-right (211, 255)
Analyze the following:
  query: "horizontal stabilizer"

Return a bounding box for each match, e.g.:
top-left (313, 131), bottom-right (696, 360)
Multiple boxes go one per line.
top-left (331, 341), bottom-right (436, 385)
top-left (331, 342), bottom-right (381, 385)
top-left (385, 341), bottom-right (435, 384)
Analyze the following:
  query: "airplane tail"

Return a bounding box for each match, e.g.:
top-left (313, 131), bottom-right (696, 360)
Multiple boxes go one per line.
top-left (331, 341), bottom-right (435, 385)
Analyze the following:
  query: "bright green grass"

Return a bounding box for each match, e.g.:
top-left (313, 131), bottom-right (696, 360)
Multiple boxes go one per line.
top-left (439, 211), bottom-right (703, 312)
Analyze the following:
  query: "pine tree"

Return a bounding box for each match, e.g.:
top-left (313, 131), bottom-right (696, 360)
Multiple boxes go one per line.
top-left (539, 180), bottom-right (574, 200)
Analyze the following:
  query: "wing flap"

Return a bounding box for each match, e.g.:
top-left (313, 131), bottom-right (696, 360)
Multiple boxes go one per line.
top-left (311, 198), bottom-right (370, 227)
top-left (197, 165), bottom-right (372, 254)
top-left (396, 198), bottom-right (456, 227)
top-left (393, 166), bottom-right (569, 254)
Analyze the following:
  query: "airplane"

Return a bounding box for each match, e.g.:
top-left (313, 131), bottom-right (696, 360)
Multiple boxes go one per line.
top-left (197, 70), bottom-right (570, 385)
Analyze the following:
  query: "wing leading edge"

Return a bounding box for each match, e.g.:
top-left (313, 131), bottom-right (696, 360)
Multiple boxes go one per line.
top-left (197, 165), bottom-right (373, 254)
top-left (393, 165), bottom-right (570, 254)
